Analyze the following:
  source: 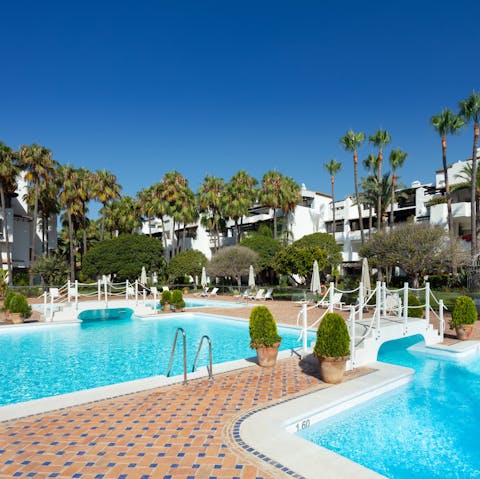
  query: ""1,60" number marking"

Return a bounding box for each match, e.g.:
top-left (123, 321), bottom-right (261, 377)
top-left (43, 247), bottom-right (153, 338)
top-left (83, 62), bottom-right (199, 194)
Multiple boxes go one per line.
top-left (295, 419), bottom-right (311, 432)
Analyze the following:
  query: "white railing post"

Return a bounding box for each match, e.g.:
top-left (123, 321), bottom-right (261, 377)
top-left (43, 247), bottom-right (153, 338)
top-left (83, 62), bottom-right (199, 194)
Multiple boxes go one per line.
top-left (153, 288), bottom-right (158, 309)
top-left (329, 282), bottom-right (334, 312)
top-left (97, 279), bottom-right (101, 302)
top-left (125, 279), bottom-right (129, 300)
top-left (439, 299), bottom-right (445, 338)
top-left (143, 288), bottom-right (146, 305)
top-left (104, 277), bottom-right (108, 308)
top-left (381, 282), bottom-right (387, 318)
top-left (43, 291), bottom-right (47, 318)
top-left (75, 280), bottom-right (79, 310)
top-left (67, 279), bottom-right (71, 302)
top-left (349, 305), bottom-right (355, 368)
top-left (425, 281), bottom-right (430, 329)
top-left (358, 281), bottom-right (364, 323)
top-left (403, 282), bottom-right (409, 331)
top-left (135, 280), bottom-right (139, 305)
top-left (50, 292), bottom-right (54, 321)
top-left (302, 303), bottom-right (308, 352)
top-left (375, 281), bottom-right (381, 336)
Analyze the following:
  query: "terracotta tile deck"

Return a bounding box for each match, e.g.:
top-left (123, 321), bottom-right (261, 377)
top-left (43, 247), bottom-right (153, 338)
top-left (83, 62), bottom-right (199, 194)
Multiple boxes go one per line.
top-left (0, 354), bottom-right (365, 479)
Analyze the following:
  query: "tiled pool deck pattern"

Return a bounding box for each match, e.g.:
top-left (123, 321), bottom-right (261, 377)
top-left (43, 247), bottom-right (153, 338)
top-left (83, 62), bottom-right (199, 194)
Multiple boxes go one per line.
top-left (0, 356), bottom-right (369, 479)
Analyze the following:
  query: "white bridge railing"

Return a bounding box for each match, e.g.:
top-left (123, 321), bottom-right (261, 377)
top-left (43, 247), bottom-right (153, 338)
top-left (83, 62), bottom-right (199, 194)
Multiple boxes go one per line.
top-left (41, 278), bottom-right (159, 321)
top-left (298, 281), bottom-right (446, 366)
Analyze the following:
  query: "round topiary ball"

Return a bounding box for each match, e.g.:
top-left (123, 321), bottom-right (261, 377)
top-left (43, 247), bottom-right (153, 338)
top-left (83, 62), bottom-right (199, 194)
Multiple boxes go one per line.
top-left (314, 312), bottom-right (350, 359)
top-left (249, 306), bottom-right (282, 349)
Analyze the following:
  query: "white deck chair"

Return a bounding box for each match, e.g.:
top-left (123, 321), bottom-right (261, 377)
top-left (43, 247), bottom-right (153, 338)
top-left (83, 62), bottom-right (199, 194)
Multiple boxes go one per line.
top-left (200, 287), bottom-right (210, 297)
top-left (385, 293), bottom-right (402, 315)
top-left (162, 286), bottom-right (170, 292)
top-left (317, 292), bottom-right (344, 309)
top-left (126, 285), bottom-right (135, 298)
top-left (264, 289), bottom-right (273, 300)
top-left (252, 289), bottom-right (265, 300)
top-left (208, 287), bottom-right (219, 296)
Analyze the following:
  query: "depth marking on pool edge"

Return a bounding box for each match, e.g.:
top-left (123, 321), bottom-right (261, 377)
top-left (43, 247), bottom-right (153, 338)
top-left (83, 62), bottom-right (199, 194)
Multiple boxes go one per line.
top-left (232, 390), bottom-right (315, 479)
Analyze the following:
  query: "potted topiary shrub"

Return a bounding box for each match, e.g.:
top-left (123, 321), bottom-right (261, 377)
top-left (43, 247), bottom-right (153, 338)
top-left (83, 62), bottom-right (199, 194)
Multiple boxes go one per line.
top-left (171, 289), bottom-right (185, 311)
top-left (313, 312), bottom-right (350, 384)
top-left (408, 293), bottom-right (424, 318)
top-left (6, 292), bottom-right (32, 323)
top-left (450, 296), bottom-right (477, 340)
top-left (249, 306), bottom-right (282, 367)
top-left (160, 290), bottom-right (172, 312)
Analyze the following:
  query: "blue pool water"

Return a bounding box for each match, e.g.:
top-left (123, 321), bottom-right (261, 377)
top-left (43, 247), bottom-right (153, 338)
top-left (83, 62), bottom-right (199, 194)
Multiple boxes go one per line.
top-left (0, 312), bottom-right (313, 406)
top-left (297, 335), bottom-right (480, 479)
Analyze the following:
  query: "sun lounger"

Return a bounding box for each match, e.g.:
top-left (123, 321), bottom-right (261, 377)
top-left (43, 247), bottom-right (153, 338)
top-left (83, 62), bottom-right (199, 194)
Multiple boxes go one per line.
top-left (317, 292), bottom-right (345, 310)
top-left (200, 287), bottom-right (210, 297)
top-left (252, 289), bottom-right (265, 300)
top-left (208, 287), bottom-right (219, 296)
top-left (264, 289), bottom-right (273, 300)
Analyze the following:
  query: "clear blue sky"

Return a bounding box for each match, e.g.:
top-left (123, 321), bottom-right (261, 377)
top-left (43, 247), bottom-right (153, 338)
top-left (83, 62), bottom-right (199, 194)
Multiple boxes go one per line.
top-left (1, 0), bottom-right (479, 215)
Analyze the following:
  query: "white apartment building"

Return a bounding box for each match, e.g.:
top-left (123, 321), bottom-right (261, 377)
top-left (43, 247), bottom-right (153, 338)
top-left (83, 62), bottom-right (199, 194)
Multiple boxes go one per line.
top-left (142, 157), bottom-right (475, 269)
top-left (1, 173), bottom-right (57, 274)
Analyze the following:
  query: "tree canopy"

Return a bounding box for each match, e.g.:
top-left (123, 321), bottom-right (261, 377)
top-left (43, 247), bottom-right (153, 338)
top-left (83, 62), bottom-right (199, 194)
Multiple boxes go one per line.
top-left (293, 233), bottom-right (342, 269)
top-left (240, 234), bottom-right (282, 271)
top-left (167, 249), bottom-right (208, 283)
top-left (207, 245), bottom-right (259, 286)
top-left (82, 234), bottom-right (166, 281)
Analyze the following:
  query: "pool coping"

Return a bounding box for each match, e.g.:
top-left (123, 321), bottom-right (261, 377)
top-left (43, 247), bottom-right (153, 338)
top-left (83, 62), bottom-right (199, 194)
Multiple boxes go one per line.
top-left (237, 361), bottom-right (413, 479)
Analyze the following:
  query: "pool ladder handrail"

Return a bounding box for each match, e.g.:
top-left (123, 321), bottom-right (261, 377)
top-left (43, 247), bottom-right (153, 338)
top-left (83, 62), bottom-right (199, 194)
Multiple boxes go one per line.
top-left (167, 327), bottom-right (187, 384)
top-left (191, 335), bottom-right (213, 381)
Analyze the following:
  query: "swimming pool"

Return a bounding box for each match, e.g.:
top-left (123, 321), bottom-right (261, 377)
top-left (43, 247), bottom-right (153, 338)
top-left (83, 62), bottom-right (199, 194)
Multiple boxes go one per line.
top-left (296, 335), bottom-right (480, 479)
top-left (0, 312), bottom-right (313, 406)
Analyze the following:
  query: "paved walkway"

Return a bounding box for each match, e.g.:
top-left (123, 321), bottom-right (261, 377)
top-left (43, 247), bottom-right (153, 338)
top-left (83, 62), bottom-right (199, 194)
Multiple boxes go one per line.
top-left (0, 354), bottom-right (365, 479)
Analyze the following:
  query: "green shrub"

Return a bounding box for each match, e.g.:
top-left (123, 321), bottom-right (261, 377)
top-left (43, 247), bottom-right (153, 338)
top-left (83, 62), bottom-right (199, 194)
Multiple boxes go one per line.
top-left (171, 289), bottom-right (185, 309)
top-left (3, 290), bottom-right (17, 311)
top-left (408, 293), bottom-right (424, 318)
top-left (313, 312), bottom-right (350, 359)
top-left (7, 293), bottom-right (32, 318)
top-left (450, 296), bottom-right (477, 328)
top-left (160, 290), bottom-right (172, 306)
top-left (249, 306), bottom-right (282, 349)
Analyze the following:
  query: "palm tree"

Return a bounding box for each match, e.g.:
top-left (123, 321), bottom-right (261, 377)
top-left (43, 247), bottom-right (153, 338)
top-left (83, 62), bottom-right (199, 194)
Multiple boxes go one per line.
top-left (368, 129), bottom-right (391, 232)
top-left (19, 144), bottom-right (56, 283)
top-left (363, 153), bottom-right (378, 232)
top-left (223, 170), bottom-right (258, 243)
top-left (197, 175), bottom-right (225, 252)
top-left (388, 148), bottom-right (408, 227)
top-left (324, 159), bottom-right (342, 237)
top-left (431, 109), bottom-right (465, 239)
top-left (93, 170), bottom-right (121, 240)
top-left (0, 142), bottom-right (20, 284)
top-left (259, 171), bottom-right (300, 240)
top-left (340, 130), bottom-right (366, 243)
top-left (59, 165), bottom-right (80, 280)
top-left (459, 92), bottom-right (480, 257)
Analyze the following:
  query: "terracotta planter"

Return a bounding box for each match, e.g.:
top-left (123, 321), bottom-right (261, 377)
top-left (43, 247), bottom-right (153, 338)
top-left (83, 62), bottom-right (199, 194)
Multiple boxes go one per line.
top-left (9, 313), bottom-right (23, 324)
top-left (255, 342), bottom-right (281, 367)
top-left (317, 356), bottom-right (347, 384)
top-left (455, 324), bottom-right (474, 340)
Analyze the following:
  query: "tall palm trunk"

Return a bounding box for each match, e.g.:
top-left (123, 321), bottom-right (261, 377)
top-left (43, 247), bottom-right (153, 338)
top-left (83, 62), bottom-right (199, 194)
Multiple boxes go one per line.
top-left (0, 181), bottom-right (12, 285)
top-left (273, 208), bottom-right (278, 239)
top-left (101, 206), bottom-right (106, 241)
top-left (68, 210), bottom-right (75, 280)
top-left (353, 152), bottom-right (365, 243)
top-left (377, 151), bottom-right (383, 232)
top-left (441, 136), bottom-right (454, 238)
top-left (29, 181), bottom-right (39, 285)
top-left (330, 176), bottom-right (336, 237)
top-left (390, 170), bottom-right (397, 228)
top-left (369, 206), bottom-right (373, 234)
top-left (471, 123), bottom-right (479, 257)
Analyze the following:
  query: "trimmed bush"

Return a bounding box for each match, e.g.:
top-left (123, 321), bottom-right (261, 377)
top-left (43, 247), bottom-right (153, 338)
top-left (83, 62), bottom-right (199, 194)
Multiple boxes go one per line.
top-left (7, 293), bottom-right (32, 319)
top-left (249, 306), bottom-right (282, 349)
top-left (160, 290), bottom-right (172, 307)
top-left (313, 312), bottom-right (350, 359)
top-left (450, 296), bottom-right (477, 328)
top-left (3, 290), bottom-right (17, 311)
top-left (408, 293), bottom-right (424, 318)
top-left (171, 289), bottom-right (185, 309)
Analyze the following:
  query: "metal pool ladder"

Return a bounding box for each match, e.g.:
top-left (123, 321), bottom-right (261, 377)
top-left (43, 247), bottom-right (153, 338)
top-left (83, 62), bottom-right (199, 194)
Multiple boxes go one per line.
top-left (192, 335), bottom-right (213, 381)
top-left (167, 327), bottom-right (188, 384)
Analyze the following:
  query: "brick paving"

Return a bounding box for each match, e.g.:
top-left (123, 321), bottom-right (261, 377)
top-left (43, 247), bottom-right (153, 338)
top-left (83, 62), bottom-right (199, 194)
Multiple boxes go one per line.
top-left (0, 354), bottom-right (365, 479)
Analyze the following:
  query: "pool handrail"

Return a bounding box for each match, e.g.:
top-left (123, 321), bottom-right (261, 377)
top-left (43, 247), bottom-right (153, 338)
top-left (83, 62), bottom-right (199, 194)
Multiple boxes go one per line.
top-left (191, 335), bottom-right (213, 380)
top-left (166, 327), bottom-right (188, 385)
